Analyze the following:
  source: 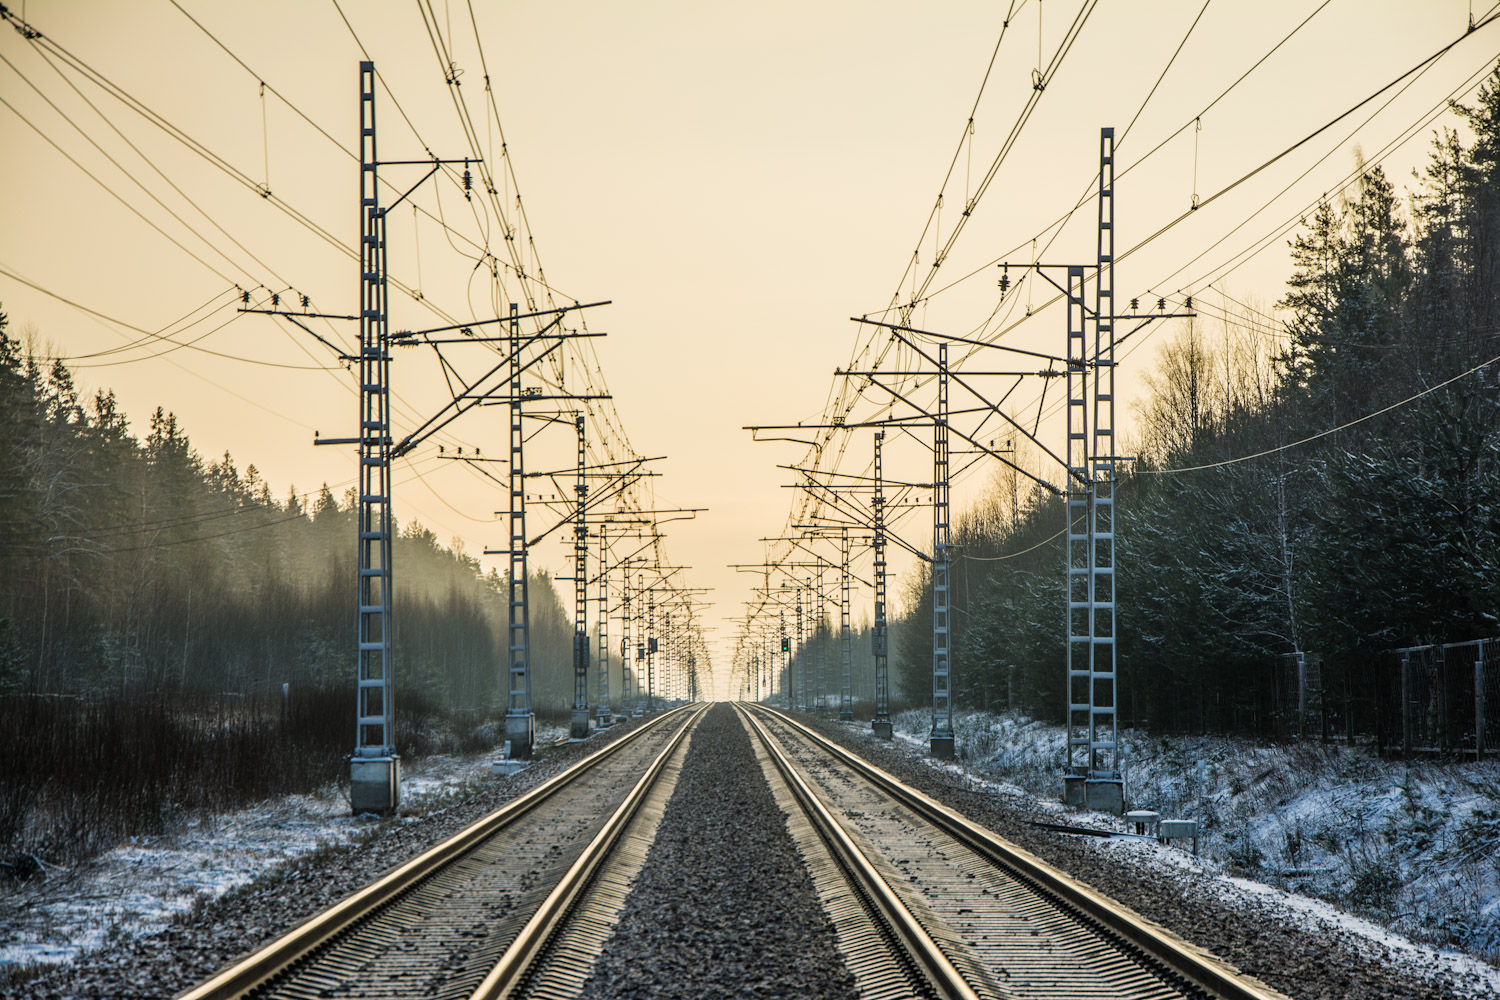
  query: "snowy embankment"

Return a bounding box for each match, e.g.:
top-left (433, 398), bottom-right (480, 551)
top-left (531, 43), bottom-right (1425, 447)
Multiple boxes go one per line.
top-left (893, 707), bottom-right (1500, 971)
top-left (0, 724), bottom-right (566, 977)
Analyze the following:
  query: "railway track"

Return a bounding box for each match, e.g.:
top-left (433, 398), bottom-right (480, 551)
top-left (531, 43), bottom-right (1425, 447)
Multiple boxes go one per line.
top-left (743, 705), bottom-right (1292, 1000)
top-left (178, 703), bottom-right (708, 1000)
top-left (182, 702), bottom-right (1294, 1000)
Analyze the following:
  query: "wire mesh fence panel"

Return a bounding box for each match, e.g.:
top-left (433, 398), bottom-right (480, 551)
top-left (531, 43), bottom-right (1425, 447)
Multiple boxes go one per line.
top-left (1376, 639), bottom-right (1496, 759)
top-left (1265, 652), bottom-right (1326, 741)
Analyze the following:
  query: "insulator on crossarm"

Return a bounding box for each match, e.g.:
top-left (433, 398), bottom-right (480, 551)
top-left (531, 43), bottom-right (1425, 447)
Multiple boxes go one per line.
top-left (301, 294), bottom-right (310, 309)
top-left (272, 292), bottom-right (280, 308)
top-left (241, 290), bottom-right (251, 305)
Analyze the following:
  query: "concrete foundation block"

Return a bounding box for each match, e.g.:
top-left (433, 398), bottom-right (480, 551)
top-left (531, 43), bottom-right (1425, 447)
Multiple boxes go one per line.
top-left (871, 720), bottom-right (893, 739)
top-left (350, 756), bottom-right (400, 816)
top-left (930, 735), bottom-right (955, 759)
top-left (1063, 774), bottom-right (1087, 808)
top-left (504, 713), bottom-right (535, 760)
top-left (491, 759), bottom-right (529, 777)
top-left (570, 708), bottom-right (590, 740)
top-left (1085, 778), bottom-right (1125, 816)
top-left (838, 710), bottom-right (854, 722)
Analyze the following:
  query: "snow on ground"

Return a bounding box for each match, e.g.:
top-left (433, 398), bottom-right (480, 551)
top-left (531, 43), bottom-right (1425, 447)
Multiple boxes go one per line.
top-left (889, 707), bottom-right (1500, 989)
top-left (0, 722), bottom-right (566, 976)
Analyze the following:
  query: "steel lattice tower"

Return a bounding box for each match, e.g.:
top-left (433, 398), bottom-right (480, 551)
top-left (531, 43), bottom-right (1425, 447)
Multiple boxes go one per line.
top-left (814, 564), bottom-right (827, 711)
top-left (570, 414), bottom-right (590, 739)
top-left (646, 586), bottom-right (657, 713)
top-left (1064, 128), bottom-right (1122, 811)
top-left (931, 341), bottom-right (955, 757)
top-left (351, 61), bottom-right (399, 812)
top-left (596, 530), bottom-right (612, 727)
top-left (779, 609), bottom-right (789, 708)
top-left (504, 302), bottom-right (535, 758)
top-left (620, 570), bottom-right (635, 716)
top-left (839, 526), bottom-right (853, 721)
top-left (872, 430), bottom-right (892, 738)
top-left (796, 583), bottom-right (806, 711)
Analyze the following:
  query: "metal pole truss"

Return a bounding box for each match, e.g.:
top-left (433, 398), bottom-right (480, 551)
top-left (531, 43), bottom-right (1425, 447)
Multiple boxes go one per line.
top-left (796, 586), bottom-right (806, 711)
top-left (505, 302), bottom-right (536, 759)
top-left (1064, 127), bottom-right (1122, 813)
top-left (350, 61), bottom-right (399, 816)
top-left (872, 430), bottom-right (892, 738)
top-left (931, 342), bottom-right (955, 758)
top-left (815, 565), bottom-right (827, 711)
top-left (839, 526), bottom-right (853, 721)
top-left (620, 573), bottom-right (635, 716)
top-left (570, 414), bottom-right (590, 739)
top-left (646, 588), bottom-right (657, 713)
top-left (780, 610), bottom-right (789, 708)
top-left (596, 531), bottom-right (612, 727)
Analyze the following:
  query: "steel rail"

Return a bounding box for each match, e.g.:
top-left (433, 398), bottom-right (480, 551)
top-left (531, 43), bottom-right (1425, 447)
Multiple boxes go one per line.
top-left (469, 702), bottom-right (712, 999)
top-left (736, 705), bottom-right (981, 1000)
top-left (750, 706), bottom-right (1290, 1000)
top-left (177, 705), bottom-right (695, 1000)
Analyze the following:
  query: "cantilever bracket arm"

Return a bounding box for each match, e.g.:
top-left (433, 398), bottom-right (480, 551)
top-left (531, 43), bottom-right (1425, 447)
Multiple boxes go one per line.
top-left (389, 321), bottom-right (569, 457)
top-left (882, 328), bottom-right (1072, 481)
top-left (1113, 309), bottom-right (1197, 351)
top-left (279, 312), bottom-right (358, 362)
top-left (777, 463), bottom-right (934, 489)
top-left (860, 372), bottom-right (1065, 495)
top-left (850, 315), bottom-right (1069, 366)
top-left (394, 300), bottom-right (611, 340)
top-left (787, 479), bottom-right (931, 564)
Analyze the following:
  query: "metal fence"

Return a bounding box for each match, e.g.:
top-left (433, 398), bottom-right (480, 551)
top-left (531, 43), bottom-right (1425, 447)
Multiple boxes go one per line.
top-left (1375, 639), bottom-right (1499, 759)
top-left (1268, 651), bottom-right (1324, 741)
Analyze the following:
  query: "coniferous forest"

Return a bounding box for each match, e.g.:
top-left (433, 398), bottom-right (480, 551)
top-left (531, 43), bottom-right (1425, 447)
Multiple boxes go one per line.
top-left (0, 313), bottom-right (586, 863)
top-left (893, 68), bottom-right (1500, 740)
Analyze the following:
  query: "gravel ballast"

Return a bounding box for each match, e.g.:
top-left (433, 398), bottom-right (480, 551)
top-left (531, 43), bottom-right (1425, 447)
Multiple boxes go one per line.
top-left (580, 703), bottom-right (857, 1000)
top-left (2, 714), bottom-right (674, 1000)
top-left (795, 713), bottom-right (1495, 1000)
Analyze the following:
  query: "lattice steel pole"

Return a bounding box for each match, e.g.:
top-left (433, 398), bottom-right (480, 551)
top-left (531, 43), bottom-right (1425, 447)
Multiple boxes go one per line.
top-left (570, 413), bottom-right (590, 739)
top-left (1087, 125), bottom-right (1122, 811)
top-left (796, 582), bottom-right (806, 711)
top-left (839, 526), bottom-right (853, 721)
top-left (814, 563), bottom-right (827, 712)
top-left (646, 583), bottom-right (657, 713)
top-left (350, 61), bottom-right (400, 814)
top-left (596, 530), bottom-right (612, 727)
top-left (780, 609), bottom-right (789, 709)
top-left (664, 611), bottom-right (675, 704)
top-left (1064, 258), bottom-right (1089, 804)
top-left (620, 568), bottom-right (635, 717)
top-left (931, 341), bottom-right (955, 758)
top-left (504, 301), bottom-right (535, 759)
top-left (756, 638), bottom-right (764, 702)
top-left (1063, 127), bottom-right (1123, 812)
top-left (1064, 262), bottom-right (1090, 805)
top-left (872, 430), bottom-right (893, 738)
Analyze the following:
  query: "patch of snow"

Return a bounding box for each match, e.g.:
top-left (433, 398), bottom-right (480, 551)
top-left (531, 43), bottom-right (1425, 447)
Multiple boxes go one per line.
top-left (878, 706), bottom-right (1500, 990)
top-left (0, 750), bottom-right (495, 974)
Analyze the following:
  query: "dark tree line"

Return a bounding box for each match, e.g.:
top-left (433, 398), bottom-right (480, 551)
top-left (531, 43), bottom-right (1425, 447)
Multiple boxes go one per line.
top-left (894, 66), bottom-right (1500, 734)
top-left (0, 313), bottom-right (578, 714)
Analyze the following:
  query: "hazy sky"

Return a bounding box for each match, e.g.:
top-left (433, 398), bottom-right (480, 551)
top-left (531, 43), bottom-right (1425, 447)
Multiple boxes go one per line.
top-left (2, 1), bottom-right (1495, 695)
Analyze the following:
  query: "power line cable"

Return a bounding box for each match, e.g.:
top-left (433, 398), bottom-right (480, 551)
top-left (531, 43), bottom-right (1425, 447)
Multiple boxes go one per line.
top-left (1142, 351), bottom-right (1500, 475)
